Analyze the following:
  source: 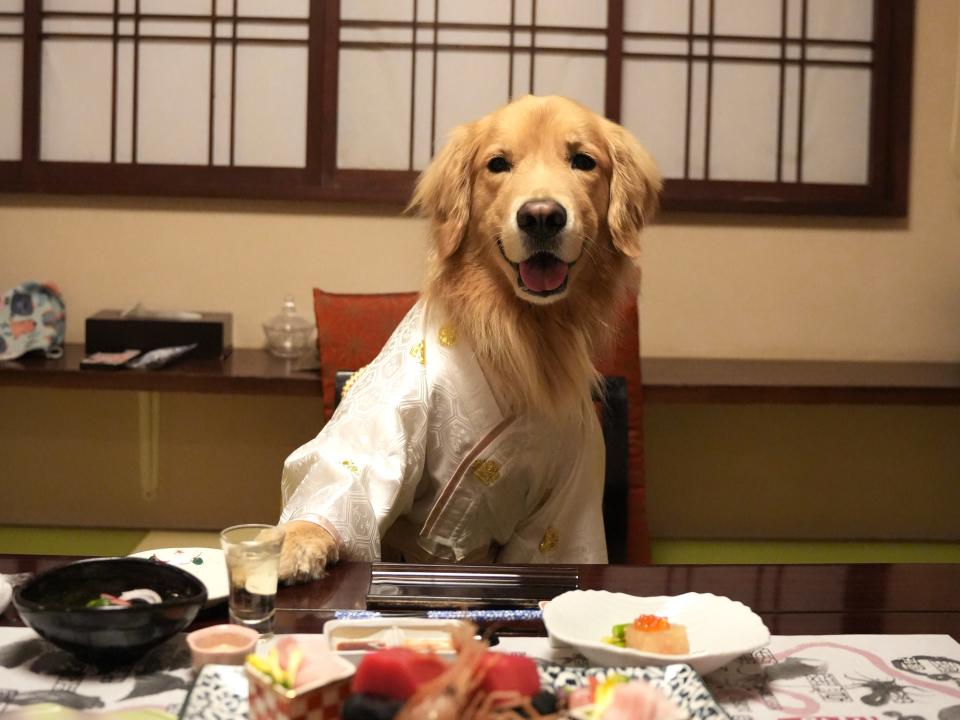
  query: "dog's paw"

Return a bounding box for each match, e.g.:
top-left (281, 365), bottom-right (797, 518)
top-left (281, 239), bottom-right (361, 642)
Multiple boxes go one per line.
top-left (278, 520), bottom-right (339, 585)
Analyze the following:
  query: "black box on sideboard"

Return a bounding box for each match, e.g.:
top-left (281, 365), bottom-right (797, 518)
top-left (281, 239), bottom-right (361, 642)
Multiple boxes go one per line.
top-left (84, 311), bottom-right (233, 359)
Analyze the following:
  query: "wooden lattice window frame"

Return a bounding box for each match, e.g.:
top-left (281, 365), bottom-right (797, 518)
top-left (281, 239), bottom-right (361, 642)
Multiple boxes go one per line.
top-left (0, 0), bottom-right (914, 216)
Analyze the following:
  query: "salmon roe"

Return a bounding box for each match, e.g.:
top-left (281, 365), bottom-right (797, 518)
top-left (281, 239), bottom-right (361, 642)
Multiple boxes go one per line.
top-left (632, 614), bottom-right (672, 631)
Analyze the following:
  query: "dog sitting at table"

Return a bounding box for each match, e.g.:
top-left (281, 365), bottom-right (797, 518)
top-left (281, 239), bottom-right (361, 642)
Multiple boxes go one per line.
top-left (277, 95), bottom-right (660, 583)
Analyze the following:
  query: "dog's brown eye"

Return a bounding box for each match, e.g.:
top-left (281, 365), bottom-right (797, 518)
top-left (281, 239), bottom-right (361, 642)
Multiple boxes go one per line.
top-left (487, 156), bottom-right (511, 173)
top-left (571, 153), bottom-right (596, 171)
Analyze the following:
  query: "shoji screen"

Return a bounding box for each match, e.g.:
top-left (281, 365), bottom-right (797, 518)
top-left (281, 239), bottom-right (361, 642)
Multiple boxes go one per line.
top-left (39, 0), bottom-right (309, 167)
top-left (0, 1), bottom-right (23, 163)
top-left (1, 0), bottom-right (913, 215)
top-left (620, 0), bottom-right (874, 185)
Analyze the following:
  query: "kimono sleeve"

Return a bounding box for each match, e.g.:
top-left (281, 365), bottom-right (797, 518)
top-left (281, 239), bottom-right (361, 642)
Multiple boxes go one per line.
top-left (278, 303), bottom-right (429, 561)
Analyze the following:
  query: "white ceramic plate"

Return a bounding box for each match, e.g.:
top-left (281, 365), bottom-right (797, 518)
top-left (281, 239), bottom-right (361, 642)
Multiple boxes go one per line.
top-left (542, 590), bottom-right (770, 675)
top-left (323, 618), bottom-right (465, 664)
top-left (0, 576), bottom-right (11, 616)
top-left (128, 547), bottom-right (228, 607)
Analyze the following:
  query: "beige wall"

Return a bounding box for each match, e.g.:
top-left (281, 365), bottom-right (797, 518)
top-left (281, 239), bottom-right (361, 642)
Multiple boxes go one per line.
top-left (1, 1), bottom-right (958, 539)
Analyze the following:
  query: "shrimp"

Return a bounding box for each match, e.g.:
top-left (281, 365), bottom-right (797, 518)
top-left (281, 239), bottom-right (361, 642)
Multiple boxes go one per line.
top-left (394, 623), bottom-right (558, 720)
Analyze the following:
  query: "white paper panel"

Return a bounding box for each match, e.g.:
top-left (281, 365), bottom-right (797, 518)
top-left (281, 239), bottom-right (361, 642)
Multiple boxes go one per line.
top-left (237, 0), bottom-right (309, 18)
top-left (137, 42), bottom-right (210, 165)
top-left (710, 62), bottom-right (779, 181)
top-left (0, 18), bottom-right (22, 34)
top-left (0, 40), bottom-right (22, 161)
top-left (437, 28), bottom-right (511, 46)
top-left (338, 48), bottom-right (411, 169)
top-left (0, 1), bottom-right (23, 12)
top-left (115, 40), bottom-right (134, 162)
top-left (139, 19), bottom-right (210, 38)
top-left (119, 0), bottom-right (135, 13)
top-left (215, 20), bottom-right (233, 38)
top-left (43, 18), bottom-right (113, 35)
top-left (622, 59), bottom-right (687, 179)
top-left (780, 64), bottom-right (800, 181)
top-left (624, 0), bottom-right (688, 34)
top-left (514, 31), bottom-right (532, 47)
top-left (692, 0), bottom-right (709, 35)
top-left (341, 26), bottom-right (413, 44)
top-left (341, 1), bottom-right (412, 23)
top-left (714, 41), bottom-right (781, 60)
top-left (216, 0), bottom-right (234, 16)
top-left (140, 0), bottom-right (208, 15)
top-left (41, 41), bottom-right (112, 162)
top-left (714, 0), bottom-right (781, 38)
top-left (238, 21), bottom-right (308, 41)
top-left (434, 50), bottom-right (509, 149)
top-left (513, 0), bottom-right (533, 26)
top-left (119, 19), bottom-right (135, 35)
top-left (536, 0), bottom-right (606, 29)
top-left (807, 0), bottom-right (873, 42)
top-left (786, 0), bottom-right (803, 38)
top-left (416, 1), bottom-right (435, 23)
top-left (532, 54), bottom-right (604, 115)
top-left (802, 67), bottom-right (870, 184)
top-left (624, 38), bottom-right (687, 56)
top-left (437, 0), bottom-right (510, 24)
top-left (536, 30), bottom-right (605, 51)
top-left (687, 61), bottom-right (707, 179)
top-left (785, 43), bottom-right (802, 60)
top-left (211, 43), bottom-right (232, 165)
top-left (805, 45), bottom-right (872, 63)
top-left (44, 0), bottom-right (111, 11)
top-left (411, 49), bottom-right (434, 170)
top-left (511, 50), bottom-right (532, 98)
top-left (234, 44), bottom-right (307, 167)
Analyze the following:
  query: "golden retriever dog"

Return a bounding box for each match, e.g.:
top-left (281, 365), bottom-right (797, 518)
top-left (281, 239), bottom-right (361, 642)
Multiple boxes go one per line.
top-left (278, 95), bottom-right (660, 583)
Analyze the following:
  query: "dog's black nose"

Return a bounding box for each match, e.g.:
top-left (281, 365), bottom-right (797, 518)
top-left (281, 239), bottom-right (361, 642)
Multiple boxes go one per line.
top-left (516, 199), bottom-right (567, 240)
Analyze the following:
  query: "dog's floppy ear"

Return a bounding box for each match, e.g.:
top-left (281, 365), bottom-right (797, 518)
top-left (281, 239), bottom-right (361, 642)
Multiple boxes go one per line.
top-left (605, 121), bottom-right (662, 258)
top-left (409, 123), bottom-right (478, 260)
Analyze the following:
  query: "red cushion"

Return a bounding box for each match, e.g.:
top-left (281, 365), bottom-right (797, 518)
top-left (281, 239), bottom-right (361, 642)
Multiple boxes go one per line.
top-left (313, 288), bottom-right (418, 420)
top-left (595, 301), bottom-right (650, 564)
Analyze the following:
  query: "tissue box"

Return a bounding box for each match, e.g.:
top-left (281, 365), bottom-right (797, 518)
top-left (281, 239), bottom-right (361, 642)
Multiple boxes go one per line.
top-left (246, 665), bottom-right (353, 720)
top-left (85, 310), bottom-right (232, 358)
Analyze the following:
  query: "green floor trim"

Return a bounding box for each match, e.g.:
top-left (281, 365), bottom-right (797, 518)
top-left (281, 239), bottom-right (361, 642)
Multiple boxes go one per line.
top-left (651, 539), bottom-right (960, 564)
top-left (4, 528), bottom-right (960, 564)
top-left (0, 526), bottom-right (146, 556)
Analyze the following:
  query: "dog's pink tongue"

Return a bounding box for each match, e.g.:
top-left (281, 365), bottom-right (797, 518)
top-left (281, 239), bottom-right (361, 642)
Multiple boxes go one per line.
top-left (519, 256), bottom-right (568, 292)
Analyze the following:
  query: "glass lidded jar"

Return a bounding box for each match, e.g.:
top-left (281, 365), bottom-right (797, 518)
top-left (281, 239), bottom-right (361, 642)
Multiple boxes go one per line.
top-left (262, 295), bottom-right (314, 358)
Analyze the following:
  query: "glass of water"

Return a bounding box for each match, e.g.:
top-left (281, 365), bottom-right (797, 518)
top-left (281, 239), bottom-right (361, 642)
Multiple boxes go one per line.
top-left (220, 524), bottom-right (285, 635)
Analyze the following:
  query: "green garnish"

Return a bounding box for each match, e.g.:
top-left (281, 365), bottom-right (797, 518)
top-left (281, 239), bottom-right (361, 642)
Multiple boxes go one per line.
top-left (85, 598), bottom-right (111, 608)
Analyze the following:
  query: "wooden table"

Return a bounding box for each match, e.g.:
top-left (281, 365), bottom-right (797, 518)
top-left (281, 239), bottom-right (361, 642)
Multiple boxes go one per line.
top-left (3, 557), bottom-right (959, 641)
top-left (3, 345), bottom-right (960, 404)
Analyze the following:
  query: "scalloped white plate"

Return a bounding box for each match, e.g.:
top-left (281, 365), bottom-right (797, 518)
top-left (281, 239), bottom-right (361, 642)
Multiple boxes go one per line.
top-left (542, 590), bottom-right (770, 674)
top-left (129, 547), bottom-right (228, 607)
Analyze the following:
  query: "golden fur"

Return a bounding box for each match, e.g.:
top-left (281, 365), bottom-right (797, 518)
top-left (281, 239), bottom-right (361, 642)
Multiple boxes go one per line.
top-left (279, 96), bottom-right (660, 583)
top-left (413, 95), bottom-right (661, 421)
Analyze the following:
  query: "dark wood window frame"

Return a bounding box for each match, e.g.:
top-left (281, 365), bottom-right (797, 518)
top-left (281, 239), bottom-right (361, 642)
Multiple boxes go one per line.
top-left (0, 0), bottom-right (914, 216)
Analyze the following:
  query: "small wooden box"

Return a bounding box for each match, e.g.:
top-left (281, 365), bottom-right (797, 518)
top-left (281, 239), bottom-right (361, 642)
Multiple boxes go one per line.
top-left (85, 310), bottom-right (232, 358)
top-left (246, 664), bottom-right (353, 720)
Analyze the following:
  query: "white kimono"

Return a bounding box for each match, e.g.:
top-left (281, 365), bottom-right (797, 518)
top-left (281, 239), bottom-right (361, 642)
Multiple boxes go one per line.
top-left (279, 300), bottom-right (607, 564)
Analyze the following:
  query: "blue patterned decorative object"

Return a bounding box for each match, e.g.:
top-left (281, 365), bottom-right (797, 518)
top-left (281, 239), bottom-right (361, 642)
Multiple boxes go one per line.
top-left (0, 281), bottom-right (66, 361)
top-left (537, 661), bottom-right (730, 720)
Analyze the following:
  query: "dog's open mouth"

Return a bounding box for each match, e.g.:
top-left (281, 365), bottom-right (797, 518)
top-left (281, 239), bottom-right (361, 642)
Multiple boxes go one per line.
top-left (518, 253), bottom-right (570, 295)
top-left (498, 241), bottom-right (571, 297)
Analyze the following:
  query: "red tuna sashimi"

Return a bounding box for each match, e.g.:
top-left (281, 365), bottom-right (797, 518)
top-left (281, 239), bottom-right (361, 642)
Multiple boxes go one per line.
top-left (351, 647), bottom-right (449, 700)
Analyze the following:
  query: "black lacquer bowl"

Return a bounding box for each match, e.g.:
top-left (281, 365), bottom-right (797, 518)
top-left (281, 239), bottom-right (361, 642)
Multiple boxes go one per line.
top-left (13, 557), bottom-right (207, 664)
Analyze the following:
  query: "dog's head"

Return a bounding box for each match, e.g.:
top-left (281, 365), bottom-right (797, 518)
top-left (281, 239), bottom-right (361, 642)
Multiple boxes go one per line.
top-left (411, 95), bottom-right (661, 307)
